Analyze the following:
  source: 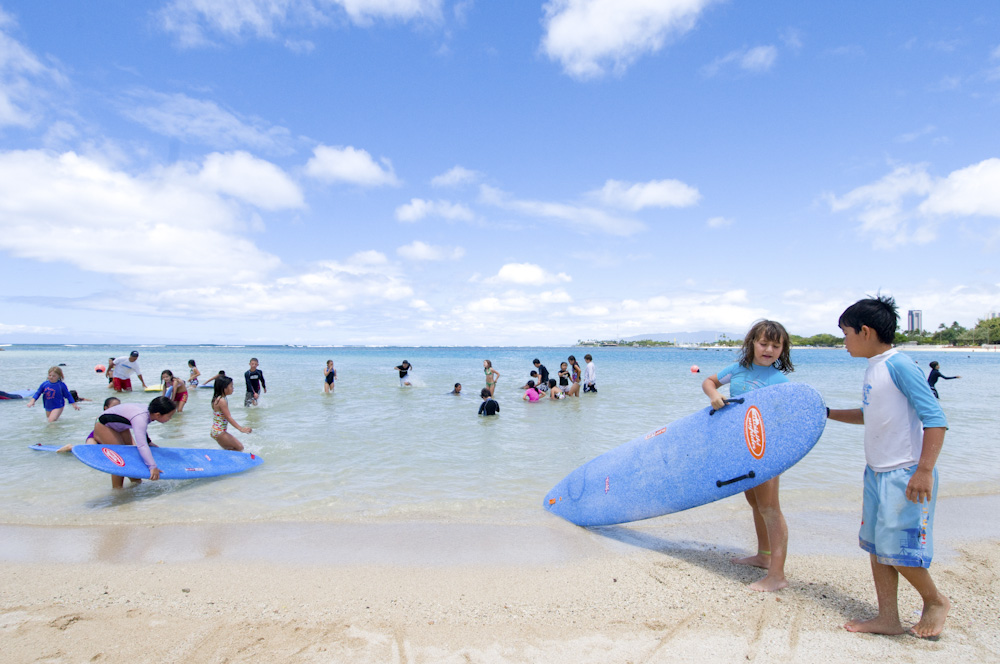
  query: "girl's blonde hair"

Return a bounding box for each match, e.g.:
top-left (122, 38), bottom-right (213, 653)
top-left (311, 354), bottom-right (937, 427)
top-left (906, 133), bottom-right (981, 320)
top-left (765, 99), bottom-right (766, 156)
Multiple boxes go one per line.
top-left (48, 366), bottom-right (64, 380)
top-left (738, 320), bottom-right (794, 373)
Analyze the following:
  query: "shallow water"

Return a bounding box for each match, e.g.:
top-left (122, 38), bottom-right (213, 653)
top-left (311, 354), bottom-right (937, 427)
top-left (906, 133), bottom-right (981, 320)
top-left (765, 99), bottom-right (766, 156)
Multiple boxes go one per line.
top-left (1, 344), bottom-right (996, 527)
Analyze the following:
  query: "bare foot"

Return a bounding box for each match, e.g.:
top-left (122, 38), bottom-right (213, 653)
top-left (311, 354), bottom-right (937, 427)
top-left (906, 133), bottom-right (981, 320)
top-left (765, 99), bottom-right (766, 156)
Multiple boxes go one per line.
top-left (732, 553), bottom-right (770, 569)
top-left (844, 617), bottom-right (905, 635)
top-left (910, 594), bottom-right (950, 638)
top-left (749, 575), bottom-right (788, 592)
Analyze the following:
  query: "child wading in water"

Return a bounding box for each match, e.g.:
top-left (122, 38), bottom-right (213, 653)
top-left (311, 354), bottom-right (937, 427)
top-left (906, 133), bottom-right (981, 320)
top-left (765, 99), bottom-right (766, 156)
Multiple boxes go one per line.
top-left (210, 376), bottom-right (252, 451)
top-left (702, 319), bottom-right (795, 592)
top-left (27, 366), bottom-right (80, 422)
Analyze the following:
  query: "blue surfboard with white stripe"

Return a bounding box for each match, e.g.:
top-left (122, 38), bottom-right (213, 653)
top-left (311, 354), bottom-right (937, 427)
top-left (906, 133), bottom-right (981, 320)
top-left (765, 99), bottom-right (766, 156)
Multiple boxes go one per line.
top-left (544, 382), bottom-right (826, 527)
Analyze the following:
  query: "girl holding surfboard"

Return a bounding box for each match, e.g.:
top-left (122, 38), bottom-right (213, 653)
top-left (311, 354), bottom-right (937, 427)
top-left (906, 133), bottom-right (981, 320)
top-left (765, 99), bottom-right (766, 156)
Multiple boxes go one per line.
top-left (702, 319), bottom-right (795, 592)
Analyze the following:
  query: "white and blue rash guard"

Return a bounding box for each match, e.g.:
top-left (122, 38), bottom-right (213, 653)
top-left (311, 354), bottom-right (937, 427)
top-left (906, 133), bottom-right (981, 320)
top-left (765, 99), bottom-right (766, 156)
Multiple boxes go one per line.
top-left (861, 349), bottom-right (947, 472)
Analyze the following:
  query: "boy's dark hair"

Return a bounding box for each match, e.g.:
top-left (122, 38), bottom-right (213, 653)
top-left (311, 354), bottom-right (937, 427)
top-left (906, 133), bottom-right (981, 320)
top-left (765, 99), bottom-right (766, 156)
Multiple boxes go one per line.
top-left (454, 383), bottom-right (461, 388)
top-left (250, 357), bottom-right (259, 363)
top-left (480, 388), bottom-right (491, 398)
top-left (738, 319), bottom-right (794, 373)
top-left (838, 294), bottom-right (898, 344)
top-left (532, 358), bottom-right (540, 364)
top-left (584, 354), bottom-right (592, 361)
top-left (103, 396), bottom-right (120, 409)
top-left (548, 378), bottom-right (557, 388)
top-left (148, 396), bottom-right (177, 415)
top-left (929, 361), bottom-right (939, 369)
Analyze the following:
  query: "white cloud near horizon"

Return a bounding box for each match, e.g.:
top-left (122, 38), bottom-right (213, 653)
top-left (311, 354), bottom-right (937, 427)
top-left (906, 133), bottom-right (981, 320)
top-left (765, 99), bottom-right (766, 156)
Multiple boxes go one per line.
top-left (0, 149), bottom-right (417, 321)
top-left (541, 0), bottom-right (717, 79)
top-left (158, 0), bottom-right (443, 47)
top-left (396, 240), bottom-right (465, 261)
top-left (395, 198), bottom-right (475, 222)
top-left (828, 158), bottom-right (1000, 247)
top-left (591, 178), bottom-right (701, 210)
top-left (305, 144), bottom-right (400, 187)
top-left (702, 44), bottom-right (778, 77)
top-left (479, 184), bottom-right (645, 236)
top-left (121, 90), bottom-right (294, 154)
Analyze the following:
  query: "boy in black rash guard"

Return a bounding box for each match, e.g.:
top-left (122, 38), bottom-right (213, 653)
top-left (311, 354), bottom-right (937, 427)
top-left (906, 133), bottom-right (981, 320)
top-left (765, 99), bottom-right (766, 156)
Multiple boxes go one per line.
top-left (926, 361), bottom-right (960, 399)
top-left (478, 388), bottom-right (499, 416)
top-left (244, 358), bottom-right (266, 406)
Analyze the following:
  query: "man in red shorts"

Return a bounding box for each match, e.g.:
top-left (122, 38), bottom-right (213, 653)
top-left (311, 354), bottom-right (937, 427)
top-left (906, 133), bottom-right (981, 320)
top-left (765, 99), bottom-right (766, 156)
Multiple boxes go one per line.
top-left (111, 350), bottom-right (147, 392)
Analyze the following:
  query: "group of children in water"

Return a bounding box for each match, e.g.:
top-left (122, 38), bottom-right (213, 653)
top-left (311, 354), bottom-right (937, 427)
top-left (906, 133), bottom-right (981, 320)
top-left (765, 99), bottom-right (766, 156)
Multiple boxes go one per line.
top-left (13, 295), bottom-right (956, 636)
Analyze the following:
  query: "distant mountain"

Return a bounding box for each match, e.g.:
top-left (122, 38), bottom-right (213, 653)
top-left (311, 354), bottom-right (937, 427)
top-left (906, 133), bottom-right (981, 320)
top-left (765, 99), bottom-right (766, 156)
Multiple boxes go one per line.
top-left (622, 331), bottom-right (741, 344)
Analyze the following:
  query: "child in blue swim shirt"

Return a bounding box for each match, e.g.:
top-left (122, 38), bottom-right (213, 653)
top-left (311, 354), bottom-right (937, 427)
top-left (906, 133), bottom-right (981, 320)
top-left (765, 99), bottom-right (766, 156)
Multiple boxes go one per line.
top-left (27, 366), bottom-right (80, 422)
top-left (703, 319), bottom-right (795, 592)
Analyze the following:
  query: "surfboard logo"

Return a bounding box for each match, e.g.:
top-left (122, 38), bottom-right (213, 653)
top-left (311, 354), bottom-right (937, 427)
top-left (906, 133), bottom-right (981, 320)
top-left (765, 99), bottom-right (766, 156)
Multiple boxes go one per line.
top-left (645, 427), bottom-right (667, 440)
top-left (743, 406), bottom-right (766, 459)
top-left (101, 447), bottom-right (126, 467)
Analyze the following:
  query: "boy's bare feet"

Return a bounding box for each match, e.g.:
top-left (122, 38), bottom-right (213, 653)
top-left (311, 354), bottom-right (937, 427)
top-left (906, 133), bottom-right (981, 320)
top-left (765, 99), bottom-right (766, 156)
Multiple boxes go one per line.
top-left (732, 552), bottom-right (770, 569)
top-left (844, 617), bottom-right (906, 635)
top-left (749, 575), bottom-right (788, 592)
top-left (910, 595), bottom-right (949, 638)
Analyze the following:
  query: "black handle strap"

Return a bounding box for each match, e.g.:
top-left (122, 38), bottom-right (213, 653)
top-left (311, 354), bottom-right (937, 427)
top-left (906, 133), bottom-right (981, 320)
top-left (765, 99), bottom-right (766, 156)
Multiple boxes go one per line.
top-left (716, 470), bottom-right (756, 487)
top-left (709, 397), bottom-right (745, 415)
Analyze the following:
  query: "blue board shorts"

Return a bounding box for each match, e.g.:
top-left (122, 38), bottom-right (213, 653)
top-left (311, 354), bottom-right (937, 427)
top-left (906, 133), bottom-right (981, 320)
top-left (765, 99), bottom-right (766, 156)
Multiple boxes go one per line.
top-left (859, 465), bottom-right (937, 568)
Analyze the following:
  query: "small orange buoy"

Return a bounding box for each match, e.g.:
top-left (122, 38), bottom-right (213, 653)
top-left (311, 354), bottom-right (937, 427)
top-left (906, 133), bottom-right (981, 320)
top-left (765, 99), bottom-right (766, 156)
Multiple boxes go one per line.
top-left (690, 365), bottom-right (700, 373)
top-left (95, 364), bottom-right (106, 373)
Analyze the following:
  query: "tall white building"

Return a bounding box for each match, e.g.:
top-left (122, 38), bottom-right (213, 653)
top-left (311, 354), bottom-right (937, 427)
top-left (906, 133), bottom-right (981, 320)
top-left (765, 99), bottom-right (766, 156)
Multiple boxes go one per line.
top-left (907, 310), bottom-right (922, 333)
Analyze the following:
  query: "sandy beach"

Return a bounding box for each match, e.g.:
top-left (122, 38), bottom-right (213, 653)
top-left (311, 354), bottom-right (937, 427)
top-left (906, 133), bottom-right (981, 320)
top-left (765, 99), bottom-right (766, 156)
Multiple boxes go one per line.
top-left (3, 495), bottom-right (998, 663)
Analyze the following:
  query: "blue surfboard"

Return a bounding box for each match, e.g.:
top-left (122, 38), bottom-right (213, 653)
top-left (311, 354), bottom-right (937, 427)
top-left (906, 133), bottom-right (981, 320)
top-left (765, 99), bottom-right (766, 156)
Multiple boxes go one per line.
top-left (29, 444), bottom-right (62, 452)
top-left (544, 382), bottom-right (826, 527)
top-left (1, 390), bottom-right (34, 399)
top-left (72, 444), bottom-right (263, 480)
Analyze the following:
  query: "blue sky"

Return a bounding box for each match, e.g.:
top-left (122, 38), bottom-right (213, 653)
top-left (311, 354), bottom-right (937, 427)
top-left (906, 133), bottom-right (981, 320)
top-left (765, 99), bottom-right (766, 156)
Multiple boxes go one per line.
top-left (0, 1), bottom-right (999, 345)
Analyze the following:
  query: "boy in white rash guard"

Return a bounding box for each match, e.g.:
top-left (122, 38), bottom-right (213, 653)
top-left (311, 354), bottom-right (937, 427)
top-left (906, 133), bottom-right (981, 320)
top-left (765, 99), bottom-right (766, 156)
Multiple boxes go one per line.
top-left (828, 295), bottom-right (949, 638)
top-left (92, 396), bottom-right (177, 489)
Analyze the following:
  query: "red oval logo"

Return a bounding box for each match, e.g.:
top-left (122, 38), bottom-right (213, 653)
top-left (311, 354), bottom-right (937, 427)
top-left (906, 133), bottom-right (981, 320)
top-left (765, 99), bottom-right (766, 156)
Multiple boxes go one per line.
top-left (101, 447), bottom-right (126, 467)
top-left (744, 406), bottom-right (766, 459)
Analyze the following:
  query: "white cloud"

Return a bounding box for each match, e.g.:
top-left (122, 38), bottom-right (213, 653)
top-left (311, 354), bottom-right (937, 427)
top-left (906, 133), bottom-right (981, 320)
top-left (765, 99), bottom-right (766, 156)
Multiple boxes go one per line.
top-left (479, 185), bottom-right (644, 236)
top-left (198, 151), bottom-right (304, 210)
top-left (0, 149), bottom-right (282, 288)
top-left (396, 240), bottom-right (465, 261)
top-left (541, 0), bottom-right (717, 79)
top-left (489, 263), bottom-right (571, 286)
top-left (159, 0), bottom-right (443, 47)
top-left (828, 158), bottom-right (1000, 248)
top-left (305, 144), bottom-right (400, 187)
top-left (431, 165), bottom-right (480, 187)
top-left (0, 10), bottom-right (65, 128)
top-left (461, 288), bottom-right (573, 314)
top-left (618, 290), bottom-right (767, 331)
top-left (395, 198), bottom-right (475, 222)
top-left (919, 158), bottom-right (1000, 218)
top-left (591, 178), bottom-right (700, 210)
top-left (121, 90), bottom-right (294, 153)
top-left (702, 45), bottom-right (778, 77)
top-left (706, 216), bottom-right (733, 228)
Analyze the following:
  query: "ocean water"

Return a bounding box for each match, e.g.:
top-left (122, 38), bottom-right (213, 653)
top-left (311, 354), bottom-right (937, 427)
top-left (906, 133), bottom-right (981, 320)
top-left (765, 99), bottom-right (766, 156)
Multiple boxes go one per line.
top-left (0, 344), bottom-right (996, 527)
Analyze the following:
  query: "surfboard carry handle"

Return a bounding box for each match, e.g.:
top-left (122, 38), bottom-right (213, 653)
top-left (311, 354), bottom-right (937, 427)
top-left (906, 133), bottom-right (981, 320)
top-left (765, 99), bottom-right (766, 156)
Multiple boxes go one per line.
top-left (709, 398), bottom-right (745, 415)
top-left (716, 470), bottom-right (756, 487)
